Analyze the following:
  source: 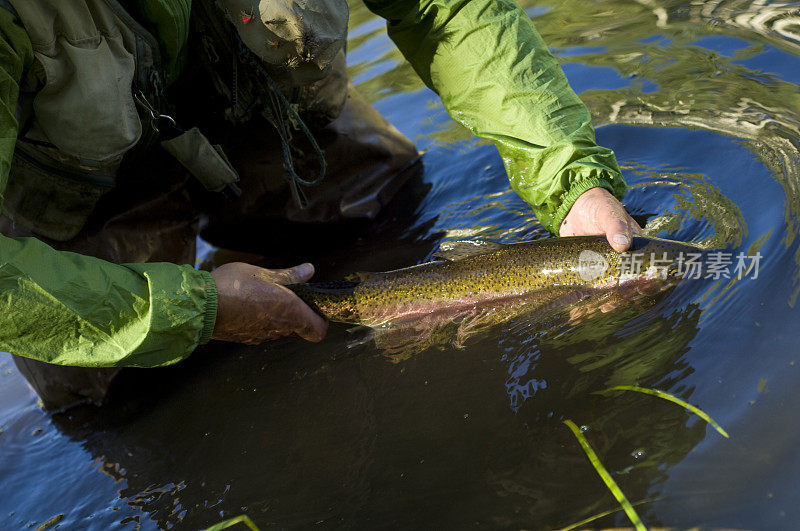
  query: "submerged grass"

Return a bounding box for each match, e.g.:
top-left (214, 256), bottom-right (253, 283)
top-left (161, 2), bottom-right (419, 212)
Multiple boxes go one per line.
top-left (563, 420), bottom-right (647, 531)
top-left (562, 385), bottom-right (729, 529)
top-left (201, 388), bottom-right (725, 531)
top-left (204, 515), bottom-right (260, 531)
top-left (605, 385), bottom-right (730, 438)
top-left (556, 498), bottom-right (657, 531)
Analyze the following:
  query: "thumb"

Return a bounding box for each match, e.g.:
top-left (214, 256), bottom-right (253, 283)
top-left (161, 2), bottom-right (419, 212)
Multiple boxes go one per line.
top-left (596, 196), bottom-right (633, 253)
top-left (263, 263), bottom-right (316, 285)
top-left (599, 207), bottom-right (633, 252)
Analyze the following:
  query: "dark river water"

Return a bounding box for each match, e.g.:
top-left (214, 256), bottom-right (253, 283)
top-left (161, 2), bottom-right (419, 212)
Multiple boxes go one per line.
top-left (3, 0), bottom-right (800, 529)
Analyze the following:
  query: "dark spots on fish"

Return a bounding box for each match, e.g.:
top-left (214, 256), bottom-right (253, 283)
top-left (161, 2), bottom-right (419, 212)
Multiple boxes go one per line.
top-left (294, 236), bottom-right (702, 325)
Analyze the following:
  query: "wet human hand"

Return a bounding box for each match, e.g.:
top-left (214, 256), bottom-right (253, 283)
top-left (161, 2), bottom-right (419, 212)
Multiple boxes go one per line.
top-left (211, 262), bottom-right (328, 344)
top-left (559, 187), bottom-right (643, 252)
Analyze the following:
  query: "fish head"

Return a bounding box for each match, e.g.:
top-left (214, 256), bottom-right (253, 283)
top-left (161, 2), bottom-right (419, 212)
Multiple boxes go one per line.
top-left (618, 237), bottom-right (705, 294)
top-left (568, 237), bottom-right (704, 325)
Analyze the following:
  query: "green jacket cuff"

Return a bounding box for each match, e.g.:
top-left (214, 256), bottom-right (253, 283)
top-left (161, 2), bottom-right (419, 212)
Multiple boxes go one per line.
top-left (198, 269), bottom-right (218, 345)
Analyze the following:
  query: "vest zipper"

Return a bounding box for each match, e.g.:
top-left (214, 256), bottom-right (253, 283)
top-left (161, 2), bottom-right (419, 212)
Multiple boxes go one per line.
top-left (101, 0), bottom-right (163, 71)
top-left (14, 145), bottom-right (116, 188)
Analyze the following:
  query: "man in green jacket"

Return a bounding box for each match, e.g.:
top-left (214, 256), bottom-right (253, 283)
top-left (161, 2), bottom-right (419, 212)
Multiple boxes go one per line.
top-left (0, 0), bottom-right (640, 409)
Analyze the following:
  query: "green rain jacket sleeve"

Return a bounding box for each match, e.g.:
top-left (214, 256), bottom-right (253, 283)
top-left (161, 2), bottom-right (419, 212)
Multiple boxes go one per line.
top-left (364, 0), bottom-right (627, 233)
top-left (0, 7), bottom-right (218, 368)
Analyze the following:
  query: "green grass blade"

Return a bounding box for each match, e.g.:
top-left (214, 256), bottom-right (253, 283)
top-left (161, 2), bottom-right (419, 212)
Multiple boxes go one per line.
top-left (556, 505), bottom-right (621, 531)
top-left (606, 385), bottom-right (729, 438)
top-left (204, 515), bottom-right (260, 531)
top-left (556, 498), bottom-right (657, 531)
top-left (563, 420), bottom-right (647, 531)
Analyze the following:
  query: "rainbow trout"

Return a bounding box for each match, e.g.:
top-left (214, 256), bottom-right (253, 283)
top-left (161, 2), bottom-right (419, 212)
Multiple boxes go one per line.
top-left (289, 236), bottom-right (701, 329)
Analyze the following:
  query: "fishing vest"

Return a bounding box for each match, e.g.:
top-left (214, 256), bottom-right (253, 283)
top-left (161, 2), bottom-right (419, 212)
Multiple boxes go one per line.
top-left (0, 0), bottom-right (347, 241)
top-left (0, 0), bottom-right (170, 240)
top-left (191, 0), bottom-right (348, 207)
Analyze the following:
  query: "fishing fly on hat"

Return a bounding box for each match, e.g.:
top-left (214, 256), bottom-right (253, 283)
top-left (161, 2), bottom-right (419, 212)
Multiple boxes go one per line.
top-left (217, 0), bottom-right (349, 86)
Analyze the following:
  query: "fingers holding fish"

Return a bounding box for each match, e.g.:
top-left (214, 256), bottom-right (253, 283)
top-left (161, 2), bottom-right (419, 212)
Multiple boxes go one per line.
top-left (257, 262), bottom-right (316, 285)
top-left (211, 262), bottom-right (328, 344)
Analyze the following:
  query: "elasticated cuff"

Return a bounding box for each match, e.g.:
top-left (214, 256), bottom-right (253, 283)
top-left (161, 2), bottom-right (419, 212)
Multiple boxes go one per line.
top-left (198, 270), bottom-right (218, 345)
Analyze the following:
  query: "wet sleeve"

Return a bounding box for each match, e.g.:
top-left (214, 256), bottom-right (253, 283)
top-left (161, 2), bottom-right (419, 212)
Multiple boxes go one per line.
top-left (0, 7), bottom-right (218, 368)
top-left (363, 0), bottom-right (627, 233)
top-left (0, 236), bottom-right (218, 367)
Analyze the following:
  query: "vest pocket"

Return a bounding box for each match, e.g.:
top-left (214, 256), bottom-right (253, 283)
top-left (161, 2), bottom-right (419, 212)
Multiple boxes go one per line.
top-left (5, 0), bottom-right (149, 240)
top-left (31, 34), bottom-right (142, 164)
top-left (3, 142), bottom-right (116, 241)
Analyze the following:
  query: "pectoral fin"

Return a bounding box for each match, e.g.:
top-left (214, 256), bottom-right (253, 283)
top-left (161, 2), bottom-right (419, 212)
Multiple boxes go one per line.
top-left (345, 325), bottom-right (376, 348)
top-left (433, 239), bottom-right (504, 261)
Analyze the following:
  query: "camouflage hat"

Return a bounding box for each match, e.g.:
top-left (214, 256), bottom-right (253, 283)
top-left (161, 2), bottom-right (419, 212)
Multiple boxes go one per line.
top-left (218, 0), bottom-right (348, 85)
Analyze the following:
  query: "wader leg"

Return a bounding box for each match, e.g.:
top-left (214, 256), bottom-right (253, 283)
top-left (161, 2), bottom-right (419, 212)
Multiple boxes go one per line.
top-left (11, 357), bottom-right (121, 411)
top-left (0, 158), bottom-right (199, 410)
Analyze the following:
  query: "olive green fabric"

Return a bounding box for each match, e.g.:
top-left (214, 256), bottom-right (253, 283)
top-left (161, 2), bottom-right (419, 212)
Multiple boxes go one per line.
top-left (363, 0), bottom-right (627, 233)
top-left (220, 0), bottom-right (348, 86)
top-left (125, 0), bottom-right (191, 84)
top-left (10, 0), bottom-right (143, 164)
top-left (0, 6), bottom-right (29, 202)
top-left (0, 235), bottom-right (216, 367)
top-left (161, 127), bottom-right (240, 192)
top-left (0, 0), bottom-right (624, 369)
top-left (0, 2), bottom-right (217, 368)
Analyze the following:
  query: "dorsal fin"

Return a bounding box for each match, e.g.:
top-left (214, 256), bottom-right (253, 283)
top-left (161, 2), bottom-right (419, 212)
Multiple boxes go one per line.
top-left (344, 271), bottom-right (383, 282)
top-left (433, 239), bottom-right (504, 261)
